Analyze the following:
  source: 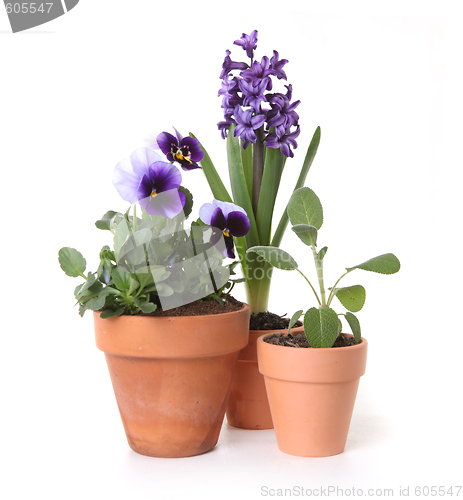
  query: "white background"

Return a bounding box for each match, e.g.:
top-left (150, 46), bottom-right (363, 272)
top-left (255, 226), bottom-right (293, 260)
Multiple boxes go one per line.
top-left (1, 1), bottom-right (462, 499)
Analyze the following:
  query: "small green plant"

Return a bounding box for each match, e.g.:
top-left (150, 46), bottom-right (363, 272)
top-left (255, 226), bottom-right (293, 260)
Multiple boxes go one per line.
top-left (247, 187), bottom-right (400, 348)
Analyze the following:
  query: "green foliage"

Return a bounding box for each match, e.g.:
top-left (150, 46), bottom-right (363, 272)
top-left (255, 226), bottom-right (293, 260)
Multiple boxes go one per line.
top-left (288, 309), bottom-right (303, 335)
top-left (346, 253), bottom-right (401, 275)
top-left (247, 246), bottom-right (298, 271)
top-left (287, 187), bottom-right (323, 230)
top-left (345, 312), bottom-right (362, 344)
top-left (291, 224), bottom-right (318, 247)
top-left (58, 248), bottom-right (86, 278)
top-left (333, 285), bottom-right (366, 312)
top-left (304, 307), bottom-right (339, 348)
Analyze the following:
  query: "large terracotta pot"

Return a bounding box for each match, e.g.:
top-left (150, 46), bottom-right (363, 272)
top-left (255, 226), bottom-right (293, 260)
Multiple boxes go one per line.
top-left (226, 325), bottom-right (304, 430)
top-left (94, 304), bottom-right (250, 458)
top-left (257, 333), bottom-right (368, 457)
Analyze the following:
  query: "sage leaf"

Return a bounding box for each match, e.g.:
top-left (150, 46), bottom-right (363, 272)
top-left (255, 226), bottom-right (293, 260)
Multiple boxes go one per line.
top-left (287, 187), bottom-right (323, 230)
top-left (345, 312), bottom-right (362, 344)
top-left (58, 247), bottom-right (86, 278)
top-left (291, 224), bottom-right (318, 247)
top-left (346, 253), bottom-right (400, 275)
top-left (334, 285), bottom-right (366, 312)
top-left (318, 247), bottom-right (328, 260)
top-left (304, 306), bottom-right (339, 348)
top-left (288, 309), bottom-right (304, 335)
top-left (247, 246), bottom-right (298, 271)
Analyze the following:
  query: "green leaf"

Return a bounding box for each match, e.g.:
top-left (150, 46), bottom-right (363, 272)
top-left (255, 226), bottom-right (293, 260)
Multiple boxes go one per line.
top-left (178, 186), bottom-right (193, 219)
top-left (287, 186), bottom-right (323, 230)
top-left (247, 246), bottom-right (298, 271)
top-left (95, 211), bottom-right (120, 231)
top-left (58, 247), bottom-right (86, 278)
top-left (304, 306), bottom-right (339, 348)
top-left (288, 309), bottom-right (304, 335)
top-left (271, 126), bottom-right (321, 247)
top-left (110, 268), bottom-right (131, 291)
top-left (190, 132), bottom-right (233, 204)
top-left (334, 285), bottom-right (366, 312)
top-left (345, 312), bottom-right (362, 344)
top-left (100, 308), bottom-right (125, 319)
top-left (140, 302), bottom-right (157, 314)
top-left (346, 253), bottom-right (400, 275)
top-left (240, 139), bottom-right (253, 202)
top-left (318, 246), bottom-right (328, 260)
top-left (291, 224), bottom-right (318, 247)
top-left (85, 295), bottom-right (106, 311)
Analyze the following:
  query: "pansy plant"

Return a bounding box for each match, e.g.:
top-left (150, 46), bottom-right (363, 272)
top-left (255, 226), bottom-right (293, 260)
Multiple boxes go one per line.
top-left (247, 187), bottom-right (400, 347)
top-left (59, 131), bottom-right (249, 318)
top-left (192, 31), bottom-right (321, 315)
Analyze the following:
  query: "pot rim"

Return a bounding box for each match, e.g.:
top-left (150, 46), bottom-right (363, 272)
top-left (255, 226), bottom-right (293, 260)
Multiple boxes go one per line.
top-left (256, 332), bottom-right (367, 351)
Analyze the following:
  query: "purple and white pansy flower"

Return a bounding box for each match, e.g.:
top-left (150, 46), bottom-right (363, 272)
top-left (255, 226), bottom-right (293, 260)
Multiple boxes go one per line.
top-left (199, 200), bottom-right (250, 259)
top-left (113, 147), bottom-right (186, 219)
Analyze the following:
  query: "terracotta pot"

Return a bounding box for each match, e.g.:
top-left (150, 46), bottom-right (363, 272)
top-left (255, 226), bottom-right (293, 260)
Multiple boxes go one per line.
top-left (94, 304), bottom-right (250, 458)
top-left (257, 333), bottom-right (368, 457)
top-left (226, 325), bottom-right (304, 430)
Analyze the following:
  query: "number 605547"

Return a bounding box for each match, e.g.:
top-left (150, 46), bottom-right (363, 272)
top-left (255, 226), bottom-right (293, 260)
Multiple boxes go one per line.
top-left (5, 3), bottom-right (54, 14)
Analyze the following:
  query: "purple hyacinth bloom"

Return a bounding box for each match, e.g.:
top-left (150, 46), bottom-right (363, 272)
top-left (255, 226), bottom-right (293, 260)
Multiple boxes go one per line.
top-left (270, 51), bottom-right (288, 80)
top-left (113, 147), bottom-right (185, 219)
top-left (199, 200), bottom-right (250, 259)
top-left (218, 115), bottom-right (235, 139)
top-left (156, 129), bottom-right (204, 171)
top-left (220, 50), bottom-right (249, 79)
top-left (239, 77), bottom-right (269, 112)
top-left (233, 30), bottom-right (258, 59)
top-left (233, 106), bottom-right (266, 149)
top-left (241, 56), bottom-right (273, 88)
top-left (266, 125), bottom-right (301, 158)
top-left (266, 94), bottom-right (301, 138)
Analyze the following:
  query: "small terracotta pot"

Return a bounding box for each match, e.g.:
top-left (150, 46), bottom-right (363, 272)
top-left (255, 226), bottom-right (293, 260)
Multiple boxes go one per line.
top-left (257, 333), bottom-right (368, 457)
top-left (94, 304), bottom-right (250, 458)
top-left (226, 325), bottom-right (304, 430)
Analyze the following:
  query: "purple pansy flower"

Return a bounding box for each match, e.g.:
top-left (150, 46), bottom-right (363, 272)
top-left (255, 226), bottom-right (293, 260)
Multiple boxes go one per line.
top-left (113, 147), bottom-right (186, 219)
top-left (156, 128), bottom-right (204, 171)
top-left (234, 30), bottom-right (258, 59)
top-left (199, 200), bottom-right (250, 259)
top-left (233, 106), bottom-right (266, 149)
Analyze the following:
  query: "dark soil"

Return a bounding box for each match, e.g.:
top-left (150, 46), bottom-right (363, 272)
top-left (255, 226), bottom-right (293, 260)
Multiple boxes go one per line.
top-left (142, 295), bottom-right (243, 317)
top-left (264, 332), bottom-right (358, 348)
top-left (250, 311), bottom-right (303, 330)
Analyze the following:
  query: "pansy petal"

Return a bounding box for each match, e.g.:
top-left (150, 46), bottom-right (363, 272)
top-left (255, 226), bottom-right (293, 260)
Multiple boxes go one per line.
top-left (112, 158), bottom-right (142, 204)
top-left (156, 132), bottom-right (178, 157)
top-left (180, 136), bottom-right (204, 162)
top-left (130, 148), bottom-right (163, 177)
top-left (224, 234), bottom-right (236, 259)
top-left (139, 189), bottom-right (185, 219)
top-left (212, 199), bottom-right (247, 219)
top-left (210, 207), bottom-right (227, 231)
top-left (149, 161), bottom-right (183, 192)
top-left (226, 211), bottom-right (251, 237)
top-left (199, 202), bottom-right (215, 225)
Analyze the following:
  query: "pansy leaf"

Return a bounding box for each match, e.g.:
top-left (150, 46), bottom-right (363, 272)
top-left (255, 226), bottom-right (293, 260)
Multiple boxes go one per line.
top-left (346, 253), bottom-right (400, 275)
top-left (100, 308), bottom-right (125, 319)
top-left (304, 306), bottom-right (339, 348)
top-left (95, 211), bottom-right (120, 231)
top-left (288, 309), bottom-right (304, 335)
top-left (345, 312), bottom-right (362, 344)
top-left (247, 246), bottom-right (298, 271)
top-left (291, 224), bottom-right (318, 247)
top-left (85, 295), bottom-right (106, 311)
top-left (178, 186), bottom-right (193, 219)
top-left (334, 285), bottom-right (366, 312)
top-left (58, 247), bottom-right (86, 278)
top-left (287, 186), bottom-right (323, 230)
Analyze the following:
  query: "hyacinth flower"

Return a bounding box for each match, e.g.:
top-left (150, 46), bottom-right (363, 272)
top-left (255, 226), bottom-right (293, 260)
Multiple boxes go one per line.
top-left (113, 147), bottom-right (186, 219)
top-left (199, 200), bottom-right (250, 259)
top-left (191, 31), bottom-right (321, 314)
top-left (156, 128), bottom-right (204, 171)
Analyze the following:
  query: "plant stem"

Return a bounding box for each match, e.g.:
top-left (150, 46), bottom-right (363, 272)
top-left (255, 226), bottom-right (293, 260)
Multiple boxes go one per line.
top-left (296, 268), bottom-right (321, 306)
top-left (252, 127), bottom-right (265, 218)
top-left (326, 270), bottom-right (352, 306)
top-left (312, 246), bottom-right (326, 306)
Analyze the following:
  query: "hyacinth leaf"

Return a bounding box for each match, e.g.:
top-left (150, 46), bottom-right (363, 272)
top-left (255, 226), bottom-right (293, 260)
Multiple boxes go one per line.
top-left (240, 139), bottom-right (253, 202)
top-left (256, 146), bottom-right (285, 245)
top-left (59, 247), bottom-right (86, 278)
top-left (287, 186), bottom-right (323, 230)
top-left (288, 309), bottom-right (304, 335)
top-left (271, 126), bottom-right (321, 247)
top-left (291, 224), bottom-right (318, 247)
top-left (247, 246), bottom-right (298, 271)
top-left (189, 133), bottom-right (233, 204)
top-left (346, 253), bottom-right (401, 275)
top-left (345, 312), bottom-right (362, 344)
top-left (318, 246), bottom-right (328, 260)
top-left (95, 211), bottom-right (120, 231)
top-left (178, 186), bottom-right (193, 219)
top-left (334, 285), bottom-right (366, 312)
top-left (304, 306), bottom-right (339, 348)
top-left (227, 124), bottom-right (259, 248)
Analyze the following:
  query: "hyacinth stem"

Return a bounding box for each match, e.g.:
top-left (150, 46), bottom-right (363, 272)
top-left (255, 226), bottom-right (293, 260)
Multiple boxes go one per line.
top-left (252, 127), bottom-right (265, 217)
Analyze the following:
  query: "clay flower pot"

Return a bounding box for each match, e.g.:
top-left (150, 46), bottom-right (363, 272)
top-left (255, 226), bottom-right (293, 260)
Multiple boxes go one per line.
top-left (257, 333), bottom-right (368, 457)
top-left (94, 304), bottom-right (250, 458)
top-left (226, 325), bottom-right (304, 430)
